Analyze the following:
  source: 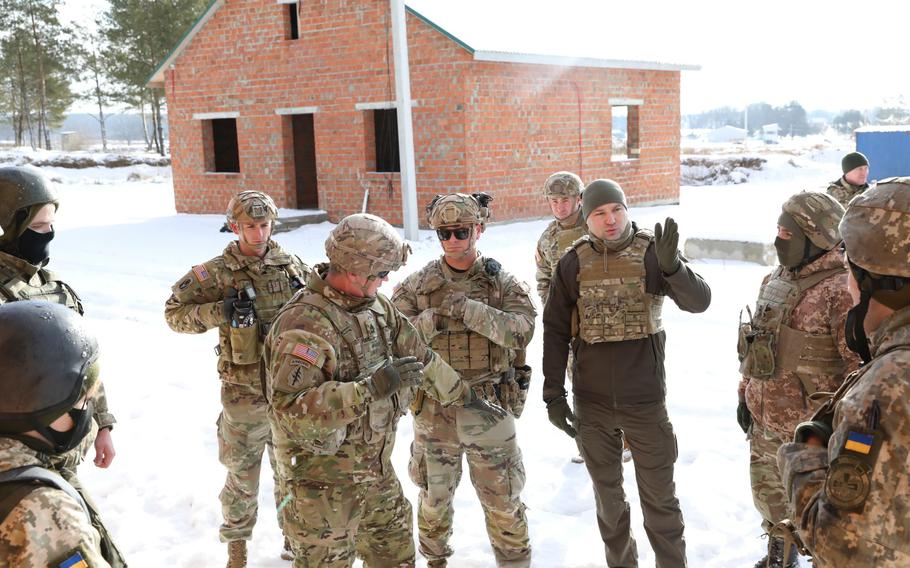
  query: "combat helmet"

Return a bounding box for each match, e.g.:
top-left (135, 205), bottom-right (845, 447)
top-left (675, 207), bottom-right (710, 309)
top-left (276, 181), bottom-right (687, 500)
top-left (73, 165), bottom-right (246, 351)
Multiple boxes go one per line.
top-left (543, 171), bottom-right (583, 197)
top-left (839, 178), bottom-right (910, 362)
top-left (426, 193), bottom-right (492, 229)
top-left (0, 301), bottom-right (100, 452)
top-left (226, 190), bottom-right (278, 224)
top-left (781, 191), bottom-right (845, 250)
top-left (325, 213), bottom-right (410, 277)
top-left (0, 167), bottom-right (58, 242)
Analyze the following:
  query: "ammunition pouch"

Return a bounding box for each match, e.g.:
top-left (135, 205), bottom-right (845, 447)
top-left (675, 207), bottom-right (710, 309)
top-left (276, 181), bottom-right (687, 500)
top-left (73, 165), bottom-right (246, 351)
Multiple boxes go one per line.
top-left (228, 321), bottom-right (261, 365)
top-left (738, 326), bottom-right (776, 379)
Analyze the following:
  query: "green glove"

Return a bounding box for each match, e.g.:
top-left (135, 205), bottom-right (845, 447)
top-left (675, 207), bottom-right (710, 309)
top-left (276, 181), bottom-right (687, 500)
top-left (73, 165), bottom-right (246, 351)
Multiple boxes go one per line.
top-left (654, 217), bottom-right (682, 275)
top-left (364, 356), bottom-right (423, 400)
top-left (546, 396), bottom-right (578, 438)
top-left (737, 401), bottom-right (752, 434)
top-left (464, 388), bottom-right (508, 424)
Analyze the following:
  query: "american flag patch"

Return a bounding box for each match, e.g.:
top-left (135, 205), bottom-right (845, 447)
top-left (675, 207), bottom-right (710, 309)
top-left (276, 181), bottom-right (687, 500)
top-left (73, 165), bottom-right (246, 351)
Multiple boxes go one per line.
top-left (59, 550), bottom-right (88, 568)
top-left (291, 343), bottom-right (319, 365)
top-left (192, 264), bottom-right (210, 282)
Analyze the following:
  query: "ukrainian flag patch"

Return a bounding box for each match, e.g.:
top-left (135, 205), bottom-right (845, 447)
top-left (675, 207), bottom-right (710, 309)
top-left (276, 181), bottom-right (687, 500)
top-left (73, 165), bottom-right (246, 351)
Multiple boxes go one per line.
top-left (845, 431), bottom-right (874, 455)
top-left (59, 549), bottom-right (89, 568)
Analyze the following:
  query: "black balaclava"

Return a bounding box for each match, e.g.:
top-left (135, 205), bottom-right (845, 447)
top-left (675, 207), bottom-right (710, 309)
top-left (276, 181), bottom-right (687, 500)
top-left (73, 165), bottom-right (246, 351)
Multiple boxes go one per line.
top-left (845, 261), bottom-right (910, 364)
top-left (16, 228), bottom-right (54, 265)
top-left (22, 401), bottom-right (95, 455)
top-left (775, 212), bottom-right (825, 269)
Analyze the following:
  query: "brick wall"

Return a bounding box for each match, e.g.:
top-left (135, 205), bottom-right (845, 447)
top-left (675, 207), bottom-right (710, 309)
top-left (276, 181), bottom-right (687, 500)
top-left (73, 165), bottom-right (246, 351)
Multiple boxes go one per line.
top-left (165, 0), bottom-right (681, 226)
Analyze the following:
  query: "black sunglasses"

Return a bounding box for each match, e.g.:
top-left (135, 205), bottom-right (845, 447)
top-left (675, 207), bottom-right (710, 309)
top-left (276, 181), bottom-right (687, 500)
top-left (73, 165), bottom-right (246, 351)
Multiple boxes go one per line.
top-left (373, 270), bottom-right (390, 279)
top-left (436, 227), bottom-right (471, 241)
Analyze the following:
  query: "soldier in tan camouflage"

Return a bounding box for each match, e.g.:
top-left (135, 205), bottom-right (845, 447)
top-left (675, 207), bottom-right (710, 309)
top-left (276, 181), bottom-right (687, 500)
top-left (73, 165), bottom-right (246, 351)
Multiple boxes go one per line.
top-left (826, 151), bottom-right (871, 208)
top-left (263, 213), bottom-right (506, 568)
top-left (736, 191), bottom-right (860, 568)
top-left (778, 177), bottom-right (910, 567)
top-left (392, 193), bottom-right (535, 568)
top-left (165, 190), bottom-right (310, 567)
top-left (0, 302), bottom-right (122, 567)
top-left (0, 167), bottom-right (118, 472)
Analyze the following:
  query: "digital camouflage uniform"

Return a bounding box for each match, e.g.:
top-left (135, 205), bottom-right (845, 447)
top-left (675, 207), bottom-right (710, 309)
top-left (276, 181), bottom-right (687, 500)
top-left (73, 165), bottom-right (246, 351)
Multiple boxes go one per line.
top-left (0, 437), bottom-right (111, 568)
top-left (778, 178), bottom-right (910, 567)
top-left (263, 214), bottom-right (475, 568)
top-left (826, 177), bottom-right (868, 209)
top-left (392, 249), bottom-right (536, 567)
top-left (738, 193), bottom-right (860, 543)
top-left (165, 238), bottom-right (309, 544)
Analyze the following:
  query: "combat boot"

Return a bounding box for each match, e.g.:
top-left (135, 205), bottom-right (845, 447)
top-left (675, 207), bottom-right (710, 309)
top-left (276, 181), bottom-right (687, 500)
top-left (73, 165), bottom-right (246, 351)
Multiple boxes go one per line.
top-left (427, 559), bottom-right (447, 568)
top-left (281, 536), bottom-right (294, 561)
top-left (754, 537), bottom-right (799, 568)
top-left (226, 540), bottom-right (247, 568)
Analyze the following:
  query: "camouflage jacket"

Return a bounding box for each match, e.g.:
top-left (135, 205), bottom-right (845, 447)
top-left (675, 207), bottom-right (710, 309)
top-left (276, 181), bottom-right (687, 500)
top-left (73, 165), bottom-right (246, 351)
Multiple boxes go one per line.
top-left (778, 306), bottom-right (910, 567)
top-left (0, 250), bottom-right (116, 430)
top-left (826, 177), bottom-right (869, 209)
top-left (740, 248), bottom-right (861, 441)
top-left (535, 208), bottom-right (587, 305)
top-left (391, 254), bottom-right (536, 385)
top-left (263, 266), bottom-right (468, 484)
top-left (164, 240), bottom-right (309, 386)
top-left (0, 438), bottom-right (110, 568)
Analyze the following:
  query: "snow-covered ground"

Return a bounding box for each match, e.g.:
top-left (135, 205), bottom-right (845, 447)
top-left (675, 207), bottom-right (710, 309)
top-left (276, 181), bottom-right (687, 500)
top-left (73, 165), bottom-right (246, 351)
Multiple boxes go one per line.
top-left (21, 135), bottom-right (855, 567)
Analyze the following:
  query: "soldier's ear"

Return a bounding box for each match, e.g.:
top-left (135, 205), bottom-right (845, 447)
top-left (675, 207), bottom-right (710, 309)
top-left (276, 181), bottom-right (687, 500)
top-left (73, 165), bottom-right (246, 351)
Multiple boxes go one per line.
top-left (229, 221), bottom-right (241, 236)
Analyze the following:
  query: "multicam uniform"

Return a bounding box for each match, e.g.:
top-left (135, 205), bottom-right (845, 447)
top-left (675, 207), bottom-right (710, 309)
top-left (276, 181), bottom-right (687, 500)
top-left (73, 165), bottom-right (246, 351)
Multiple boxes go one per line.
top-left (826, 177), bottom-right (868, 209)
top-left (535, 208), bottom-right (587, 306)
top-left (264, 265), bottom-right (469, 567)
top-left (165, 239), bottom-right (309, 543)
top-left (738, 248), bottom-right (860, 532)
top-left (392, 254), bottom-right (535, 567)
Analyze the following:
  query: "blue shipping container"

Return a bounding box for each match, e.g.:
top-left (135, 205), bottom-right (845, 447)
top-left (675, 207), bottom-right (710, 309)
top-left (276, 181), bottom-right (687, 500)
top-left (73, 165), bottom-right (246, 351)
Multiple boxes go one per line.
top-left (855, 127), bottom-right (910, 181)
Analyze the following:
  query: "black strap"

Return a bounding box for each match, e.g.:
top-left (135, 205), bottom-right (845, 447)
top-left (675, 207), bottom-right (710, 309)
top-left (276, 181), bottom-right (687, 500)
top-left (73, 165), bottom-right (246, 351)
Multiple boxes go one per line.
top-left (0, 465), bottom-right (90, 523)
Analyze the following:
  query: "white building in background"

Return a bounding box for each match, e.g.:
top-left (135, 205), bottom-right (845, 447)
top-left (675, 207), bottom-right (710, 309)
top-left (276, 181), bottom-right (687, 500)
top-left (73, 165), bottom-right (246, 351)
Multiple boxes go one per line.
top-left (761, 123), bottom-right (780, 144)
top-left (706, 125), bottom-right (747, 143)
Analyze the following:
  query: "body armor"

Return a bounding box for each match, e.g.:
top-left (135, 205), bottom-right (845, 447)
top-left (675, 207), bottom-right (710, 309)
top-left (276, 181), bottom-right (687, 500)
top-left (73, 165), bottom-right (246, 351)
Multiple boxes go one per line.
top-left (575, 230), bottom-right (664, 343)
top-left (555, 224), bottom-right (587, 260)
top-left (739, 266), bottom-right (845, 379)
top-left (0, 251), bottom-right (83, 314)
top-left (415, 261), bottom-right (510, 384)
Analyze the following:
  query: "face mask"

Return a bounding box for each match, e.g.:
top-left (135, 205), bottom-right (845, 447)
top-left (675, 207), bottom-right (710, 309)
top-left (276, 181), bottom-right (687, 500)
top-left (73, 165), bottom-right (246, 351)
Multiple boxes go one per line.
top-left (774, 233), bottom-right (806, 268)
top-left (17, 228), bottom-right (54, 265)
top-left (39, 401), bottom-right (94, 455)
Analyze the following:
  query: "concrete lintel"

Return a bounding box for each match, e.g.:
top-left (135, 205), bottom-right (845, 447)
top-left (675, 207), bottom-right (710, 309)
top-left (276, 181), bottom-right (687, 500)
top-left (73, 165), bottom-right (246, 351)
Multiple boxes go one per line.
top-left (684, 238), bottom-right (777, 266)
top-left (609, 98), bottom-right (645, 106)
top-left (275, 106), bottom-right (319, 115)
top-left (355, 100), bottom-right (419, 111)
top-left (193, 111), bottom-right (239, 120)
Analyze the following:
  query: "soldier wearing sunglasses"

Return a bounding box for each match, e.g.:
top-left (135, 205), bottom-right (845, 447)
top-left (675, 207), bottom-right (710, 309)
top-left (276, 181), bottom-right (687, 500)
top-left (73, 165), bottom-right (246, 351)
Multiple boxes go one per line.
top-left (392, 193), bottom-right (536, 568)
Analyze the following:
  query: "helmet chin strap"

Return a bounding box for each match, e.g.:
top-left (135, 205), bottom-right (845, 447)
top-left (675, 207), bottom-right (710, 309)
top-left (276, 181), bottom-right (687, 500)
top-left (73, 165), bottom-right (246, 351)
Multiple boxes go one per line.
top-left (845, 288), bottom-right (873, 364)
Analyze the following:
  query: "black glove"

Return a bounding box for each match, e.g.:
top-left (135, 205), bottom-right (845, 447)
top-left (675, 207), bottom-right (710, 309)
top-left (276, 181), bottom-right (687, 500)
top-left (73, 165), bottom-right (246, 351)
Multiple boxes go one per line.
top-left (654, 217), bottom-right (682, 275)
top-left (464, 389), bottom-right (508, 424)
top-left (737, 401), bottom-right (752, 434)
top-left (222, 287), bottom-right (239, 323)
top-left (547, 396), bottom-right (578, 438)
top-left (364, 357), bottom-right (423, 400)
top-left (794, 420), bottom-right (833, 446)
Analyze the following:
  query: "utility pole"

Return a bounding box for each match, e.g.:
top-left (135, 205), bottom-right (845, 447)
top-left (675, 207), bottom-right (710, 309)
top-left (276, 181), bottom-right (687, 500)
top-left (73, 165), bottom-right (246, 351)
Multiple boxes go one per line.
top-left (390, 0), bottom-right (419, 240)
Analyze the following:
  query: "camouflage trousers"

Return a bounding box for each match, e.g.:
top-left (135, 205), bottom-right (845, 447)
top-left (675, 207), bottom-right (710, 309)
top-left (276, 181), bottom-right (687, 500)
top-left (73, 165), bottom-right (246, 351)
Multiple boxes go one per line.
top-left (749, 424), bottom-right (789, 533)
top-left (217, 380), bottom-right (283, 542)
top-left (409, 393), bottom-right (530, 567)
top-left (281, 468), bottom-right (415, 567)
top-left (574, 397), bottom-right (686, 568)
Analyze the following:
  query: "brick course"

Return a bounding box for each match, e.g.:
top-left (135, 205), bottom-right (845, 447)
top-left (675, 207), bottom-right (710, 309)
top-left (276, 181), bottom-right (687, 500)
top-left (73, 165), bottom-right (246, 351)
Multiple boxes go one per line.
top-left (164, 0), bottom-right (682, 225)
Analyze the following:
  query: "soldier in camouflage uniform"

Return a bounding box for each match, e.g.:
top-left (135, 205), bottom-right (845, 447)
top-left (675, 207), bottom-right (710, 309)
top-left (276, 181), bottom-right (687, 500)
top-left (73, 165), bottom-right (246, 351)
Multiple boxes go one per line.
top-left (736, 191), bottom-right (860, 568)
top-left (165, 190), bottom-right (310, 566)
top-left (778, 177), bottom-right (910, 567)
top-left (392, 193), bottom-right (535, 567)
top-left (0, 167), bottom-right (118, 474)
top-left (543, 179), bottom-right (711, 568)
top-left (535, 172), bottom-right (587, 305)
top-left (0, 301), bottom-right (122, 567)
top-left (826, 151), bottom-right (871, 208)
top-left (264, 213), bottom-right (505, 568)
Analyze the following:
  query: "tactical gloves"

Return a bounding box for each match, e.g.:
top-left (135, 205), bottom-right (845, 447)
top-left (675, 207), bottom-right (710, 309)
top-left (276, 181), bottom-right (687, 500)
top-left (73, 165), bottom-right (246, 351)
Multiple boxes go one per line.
top-left (223, 287), bottom-right (239, 323)
top-left (464, 388), bottom-right (508, 424)
top-left (364, 356), bottom-right (424, 400)
top-left (497, 366), bottom-right (531, 418)
top-left (794, 420), bottom-right (833, 447)
top-left (654, 217), bottom-right (682, 275)
top-left (546, 396), bottom-right (578, 438)
top-left (737, 401), bottom-right (752, 434)
top-left (436, 291), bottom-right (467, 319)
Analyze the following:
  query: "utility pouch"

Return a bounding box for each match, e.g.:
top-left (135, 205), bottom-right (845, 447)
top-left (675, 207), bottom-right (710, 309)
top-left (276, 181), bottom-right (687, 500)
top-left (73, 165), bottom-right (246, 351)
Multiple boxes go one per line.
top-left (410, 388), bottom-right (426, 416)
top-left (737, 320), bottom-right (752, 363)
top-left (229, 322), bottom-right (261, 365)
top-left (740, 328), bottom-right (776, 379)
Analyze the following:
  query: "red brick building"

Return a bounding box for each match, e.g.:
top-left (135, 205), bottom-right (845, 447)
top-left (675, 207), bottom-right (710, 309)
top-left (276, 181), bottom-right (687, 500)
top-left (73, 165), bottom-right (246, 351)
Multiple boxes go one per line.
top-left (149, 0), bottom-right (696, 225)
